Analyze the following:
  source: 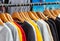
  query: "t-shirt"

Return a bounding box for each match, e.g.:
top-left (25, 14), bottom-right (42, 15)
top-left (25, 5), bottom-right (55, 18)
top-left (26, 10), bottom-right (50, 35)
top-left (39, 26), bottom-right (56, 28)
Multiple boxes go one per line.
top-left (45, 19), bottom-right (59, 41)
top-left (11, 22), bottom-right (22, 41)
top-left (28, 20), bottom-right (43, 41)
top-left (36, 19), bottom-right (51, 41)
top-left (14, 22), bottom-right (26, 41)
top-left (17, 21), bottom-right (36, 41)
top-left (5, 22), bottom-right (19, 41)
top-left (0, 23), bottom-right (13, 41)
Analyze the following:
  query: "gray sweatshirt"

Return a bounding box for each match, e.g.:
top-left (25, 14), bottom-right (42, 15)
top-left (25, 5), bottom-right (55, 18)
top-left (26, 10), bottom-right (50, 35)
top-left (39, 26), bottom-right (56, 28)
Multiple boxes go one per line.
top-left (5, 22), bottom-right (19, 41)
top-left (0, 23), bottom-right (13, 41)
top-left (36, 19), bottom-right (51, 41)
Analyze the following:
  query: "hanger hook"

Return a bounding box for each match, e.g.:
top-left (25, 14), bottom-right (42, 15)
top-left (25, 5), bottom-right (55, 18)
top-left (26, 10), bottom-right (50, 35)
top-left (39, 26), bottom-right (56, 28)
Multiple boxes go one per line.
top-left (20, 3), bottom-right (22, 12)
top-left (28, 3), bottom-right (30, 12)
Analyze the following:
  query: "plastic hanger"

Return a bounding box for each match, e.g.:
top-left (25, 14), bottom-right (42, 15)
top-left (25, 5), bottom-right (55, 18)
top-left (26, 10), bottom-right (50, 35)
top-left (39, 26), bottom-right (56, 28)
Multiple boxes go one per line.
top-left (37, 12), bottom-right (48, 20)
top-left (50, 10), bottom-right (57, 17)
top-left (0, 13), bottom-right (9, 23)
top-left (31, 11), bottom-right (40, 19)
top-left (43, 9), bottom-right (56, 20)
top-left (5, 13), bottom-right (14, 22)
top-left (0, 19), bottom-right (4, 25)
top-left (12, 12), bottom-right (24, 22)
top-left (28, 11), bottom-right (38, 21)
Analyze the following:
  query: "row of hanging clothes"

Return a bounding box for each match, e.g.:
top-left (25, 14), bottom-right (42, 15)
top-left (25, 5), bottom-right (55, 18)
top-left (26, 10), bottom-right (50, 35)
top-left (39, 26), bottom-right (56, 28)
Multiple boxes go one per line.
top-left (0, 2), bottom-right (60, 41)
top-left (0, 8), bottom-right (60, 41)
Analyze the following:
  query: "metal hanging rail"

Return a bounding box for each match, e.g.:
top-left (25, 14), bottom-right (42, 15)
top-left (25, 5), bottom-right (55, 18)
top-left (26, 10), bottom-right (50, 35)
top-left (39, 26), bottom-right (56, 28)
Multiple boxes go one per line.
top-left (0, 2), bottom-right (60, 7)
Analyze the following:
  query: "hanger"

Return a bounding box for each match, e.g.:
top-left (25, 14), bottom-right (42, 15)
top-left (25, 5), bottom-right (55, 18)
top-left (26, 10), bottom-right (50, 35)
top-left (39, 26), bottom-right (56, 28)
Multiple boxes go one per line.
top-left (37, 12), bottom-right (48, 20)
top-left (57, 9), bottom-right (60, 13)
top-left (36, 12), bottom-right (44, 19)
top-left (0, 19), bottom-right (4, 25)
top-left (50, 10), bottom-right (57, 17)
top-left (19, 12), bottom-right (25, 21)
top-left (12, 12), bottom-right (24, 22)
top-left (24, 12), bottom-right (32, 20)
top-left (0, 13), bottom-right (9, 23)
top-left (31, 11), bottom-right (40, 19)
top-left (19, 12), bottom-right (29, 21)
top-left (55, 9), bottom-right (60, 15)
top-left (53, 10), bottom-right (59, 16)
top-left (28, 11), bottom-right (38, 21)
top-left (43, 9), bottom-right (56, 20)
top-left (5, 13), bottom-right (14, 22)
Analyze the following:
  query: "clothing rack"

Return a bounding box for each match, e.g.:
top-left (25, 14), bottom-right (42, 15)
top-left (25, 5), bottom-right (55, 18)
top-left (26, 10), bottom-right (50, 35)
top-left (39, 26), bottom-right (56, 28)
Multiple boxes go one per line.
top-left (0, 2), bottom-right (60, 7)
